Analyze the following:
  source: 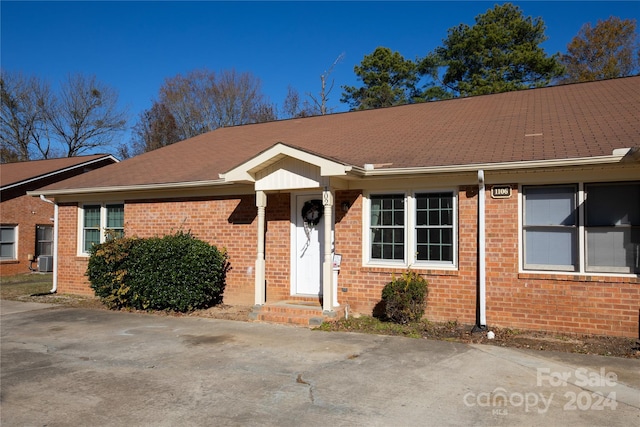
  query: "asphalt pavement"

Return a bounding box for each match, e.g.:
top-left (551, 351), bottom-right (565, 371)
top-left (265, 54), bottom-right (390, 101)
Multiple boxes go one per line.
top-left (1, 299), bottom-right (638, 426)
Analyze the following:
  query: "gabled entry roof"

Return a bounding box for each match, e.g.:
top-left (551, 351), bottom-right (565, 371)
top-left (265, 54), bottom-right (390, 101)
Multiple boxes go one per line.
top-left (34, 77), bottom-right (640, 196)
top-left (221, 142), bottom-right (354, 183)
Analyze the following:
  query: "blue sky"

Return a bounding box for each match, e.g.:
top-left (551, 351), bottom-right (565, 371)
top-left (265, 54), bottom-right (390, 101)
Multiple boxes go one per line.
top-left (2, 1), bottom-right (639, 148)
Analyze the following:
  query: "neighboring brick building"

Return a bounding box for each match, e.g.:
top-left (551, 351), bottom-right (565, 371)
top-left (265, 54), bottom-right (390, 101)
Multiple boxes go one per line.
top-left (34, 78), bottom-right (640, 337)
top-left (1, 155), bottom-right (117, 276)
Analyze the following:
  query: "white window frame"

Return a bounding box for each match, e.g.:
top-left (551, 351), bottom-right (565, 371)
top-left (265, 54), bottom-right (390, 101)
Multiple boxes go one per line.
top-left (363, 190), bottom-right (458, 269)
top-left (521, 184), bottom-right (578, 271)
top-left (520, 181), bottom-right (639, 275)
top-left (36, 224), bottom-right (54, 257)
top-left (78, 203), bottom-right (124, 255)
top-left (584, 182), bottom-right (640, 274)
top-left (1, 225), bottom-right (18, 261)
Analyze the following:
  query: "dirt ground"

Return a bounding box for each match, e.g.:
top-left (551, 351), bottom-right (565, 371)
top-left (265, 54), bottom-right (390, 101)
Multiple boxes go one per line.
top-left (9, 290), bottom-right (640, 360)
top-left (397, 319), bottom-right (640, 360)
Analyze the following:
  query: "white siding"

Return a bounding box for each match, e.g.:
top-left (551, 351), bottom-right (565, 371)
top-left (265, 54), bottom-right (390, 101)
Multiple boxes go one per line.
top-left (256, 158), bottom-right (329, 191)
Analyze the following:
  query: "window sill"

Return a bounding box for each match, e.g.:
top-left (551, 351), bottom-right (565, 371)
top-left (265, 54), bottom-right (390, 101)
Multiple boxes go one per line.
top-left (363, 263), bottom-right (459, 276)
top-left (0, 260), bottom-right (19, 264)
top-left (519, 271), bottom-right (639, 284)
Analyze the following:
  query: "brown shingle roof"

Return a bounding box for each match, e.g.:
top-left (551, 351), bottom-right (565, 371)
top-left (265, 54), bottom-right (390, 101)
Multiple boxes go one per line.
top-left (42, 77), bottom-right (640, 191)
top-left (1, 154), bottom-right (116, 189)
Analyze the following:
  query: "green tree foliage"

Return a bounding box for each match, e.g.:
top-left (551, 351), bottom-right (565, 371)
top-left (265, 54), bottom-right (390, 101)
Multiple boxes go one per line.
top-left (561, 16), bottom-right (639, 83)
top-left (341, 47), bottom-right (421, 110)
top-left (424, 3), bottom-right (564, 97)
top-left (87, 231), bottom-right (229, 312)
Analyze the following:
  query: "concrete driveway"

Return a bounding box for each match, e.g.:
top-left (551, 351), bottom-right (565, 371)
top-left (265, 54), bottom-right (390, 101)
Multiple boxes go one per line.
top-left (1, 299), bottom-right (638, 426)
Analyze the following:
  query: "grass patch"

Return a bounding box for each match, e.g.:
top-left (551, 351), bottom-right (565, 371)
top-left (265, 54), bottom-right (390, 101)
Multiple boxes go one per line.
top-left (1, 273), bottom-right (53, 299)
top-left (0, 273), bottom-right (104, 309)
top-left (318, 315), bottom-right (428, 339)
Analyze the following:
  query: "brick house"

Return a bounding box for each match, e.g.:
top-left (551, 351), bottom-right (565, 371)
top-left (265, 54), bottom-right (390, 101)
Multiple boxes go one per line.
top-left (32, 77), bottom-right (639, 337)
top-left (1, 155), bottom-right (118, 276)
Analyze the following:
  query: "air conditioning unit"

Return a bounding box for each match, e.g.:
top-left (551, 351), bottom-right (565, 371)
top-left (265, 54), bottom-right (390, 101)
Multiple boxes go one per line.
top-left (37, 256), bottom-right (53, 272)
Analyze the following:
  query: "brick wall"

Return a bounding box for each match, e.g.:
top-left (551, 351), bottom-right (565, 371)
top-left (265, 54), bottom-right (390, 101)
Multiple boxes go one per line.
top-left (332, 186), bottom-right (638, 338)
top-left (1, 157), bottom-right (115, 277)
top-left (333, 188), bottom-right (478, 326)
top-left (0, 194), bottom-right (55, 276)
top-left (56, 196), bottom-right (260, 305)
top-left (264, 193), bottom-right (292, 301)
top-left (53, 186), bottom-right (639, 338)
top-left (483, 186), bottom-right (639, 338)
top-left (125, 196), bottom-right (259, 305)
top-left (57, 203), bottom-right (87, 294)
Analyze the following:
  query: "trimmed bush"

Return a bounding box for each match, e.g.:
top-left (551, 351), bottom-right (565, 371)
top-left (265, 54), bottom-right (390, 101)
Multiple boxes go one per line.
top-left (86, 235), bottom-right (138, 310)
top-left (87, 231), bottom-right (228, 312)
top-left (381, 270), bottom-right (429, 324)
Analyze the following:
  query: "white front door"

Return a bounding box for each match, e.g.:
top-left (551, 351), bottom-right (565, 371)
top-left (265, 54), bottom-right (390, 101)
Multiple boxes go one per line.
top-left (292, 194), bottom-right (324, 296)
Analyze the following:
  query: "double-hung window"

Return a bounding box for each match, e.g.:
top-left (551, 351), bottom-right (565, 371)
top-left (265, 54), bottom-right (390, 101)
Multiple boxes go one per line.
top-left (370, 194), bottom-right (405, 261)
top-left (416, 192), bottom-right (454, 263)
top-left (36, 225), bottom-right (53, 257)
top-left (1, 225), bottom-right (17, 260)
top-left (585, 183), bottom-right (640, 273)
top-left (522, 182), bottom-right (639, 274)
top-left (81, 203), bottom-right (124, 254)
top-left (522, 185), bottom-right (577, 271)
top-left (367, 191), bottom-right (456, 268)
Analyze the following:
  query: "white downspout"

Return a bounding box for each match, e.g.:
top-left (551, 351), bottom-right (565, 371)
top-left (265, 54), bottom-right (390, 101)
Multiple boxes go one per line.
top-left (477, 170), bottom-right (486, 328)
top-left (39, 195), bottom-right (58, 293)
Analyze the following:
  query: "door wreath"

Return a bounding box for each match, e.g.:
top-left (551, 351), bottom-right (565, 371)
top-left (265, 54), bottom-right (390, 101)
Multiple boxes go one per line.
top-left (301, 199), bottom-right (323, 226)
top-left (300, 199), bottom-right (323, 255)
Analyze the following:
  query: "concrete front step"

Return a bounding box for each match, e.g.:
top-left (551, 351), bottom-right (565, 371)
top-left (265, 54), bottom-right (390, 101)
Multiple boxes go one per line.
top-left (249, 300), bottom-right (345, 327)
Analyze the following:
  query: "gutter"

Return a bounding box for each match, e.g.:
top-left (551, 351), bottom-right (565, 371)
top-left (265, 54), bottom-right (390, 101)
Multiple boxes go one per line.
top-left (28, 179), bottom-right (233, 198)
top-left (39, 195), bottom-right (58, 294)
top-left (359, 149), bottom-right (633, 177)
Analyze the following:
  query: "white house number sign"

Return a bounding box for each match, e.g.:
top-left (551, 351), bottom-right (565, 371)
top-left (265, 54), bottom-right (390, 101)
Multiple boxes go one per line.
top-left (491, 185), bottom-right (512, 199)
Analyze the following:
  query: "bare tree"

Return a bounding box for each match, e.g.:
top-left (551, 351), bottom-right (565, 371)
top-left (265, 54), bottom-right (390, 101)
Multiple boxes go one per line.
top-left (159, 69), bottom-right (213, 139)
top-left (308, 53), bottom-right (344, 115)
top-left (44, 74), bottom-right (128, 157)
top-left (1, 70), bottom-right (52, 161)
top-left (158, 68), bottom-right (275, 141)
top-left (282, 54), bottom-right (345, 119)
top-left (129, 101), bottom-right (181, 155)
top-left (282, 85), bottom-right (316, 118)
top-left (212, 69), bottom-right (276, 127)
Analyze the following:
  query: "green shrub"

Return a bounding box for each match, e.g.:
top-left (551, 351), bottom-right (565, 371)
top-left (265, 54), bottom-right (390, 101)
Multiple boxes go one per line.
top-left (87, 236), bottom-right (138, 309)
top-left (87, 231), bottom-right (229, 312)
top-left (381, 270), bottom-right (428, 324)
